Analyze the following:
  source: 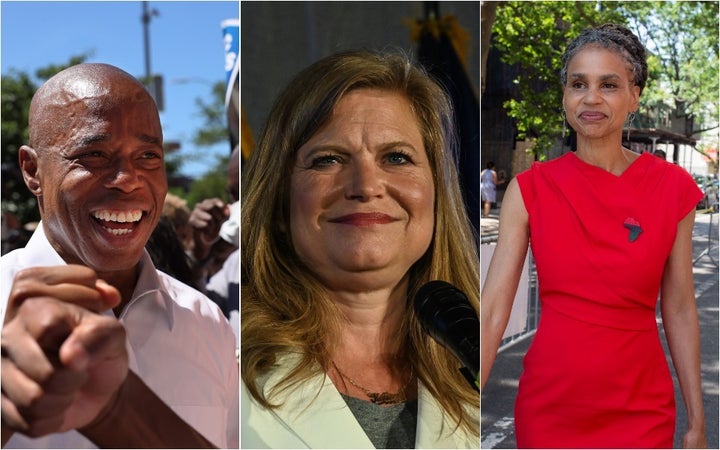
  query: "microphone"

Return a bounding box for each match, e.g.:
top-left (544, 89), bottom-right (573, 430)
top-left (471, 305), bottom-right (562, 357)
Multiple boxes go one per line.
top-left (414, 280), bottom-right (479, 391)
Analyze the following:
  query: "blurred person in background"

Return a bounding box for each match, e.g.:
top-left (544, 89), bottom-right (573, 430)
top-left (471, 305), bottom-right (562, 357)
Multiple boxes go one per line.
top-left (204, 147), bottom-right (240, 341)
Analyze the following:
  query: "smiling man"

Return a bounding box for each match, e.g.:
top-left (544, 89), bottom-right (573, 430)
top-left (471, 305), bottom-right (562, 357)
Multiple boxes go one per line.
top-left (0, 64), bottom-right (238, 448)
top-left (20, 64), bottom-right (167, 308)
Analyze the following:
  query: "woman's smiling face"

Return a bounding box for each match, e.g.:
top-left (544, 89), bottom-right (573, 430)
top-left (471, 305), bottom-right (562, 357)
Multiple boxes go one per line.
top-left (563, 44), bottom-right (640, 141)
top-left (289, 88), bottom-right (435, 292)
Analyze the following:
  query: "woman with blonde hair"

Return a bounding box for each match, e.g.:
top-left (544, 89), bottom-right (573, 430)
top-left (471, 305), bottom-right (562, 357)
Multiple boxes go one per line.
top-left (241, 49), bottom-right (479, 448)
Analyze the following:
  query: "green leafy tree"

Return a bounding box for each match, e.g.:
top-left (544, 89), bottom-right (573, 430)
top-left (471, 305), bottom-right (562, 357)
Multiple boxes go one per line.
top-left (177, 80), bottom-right (232, 207)
top-left (193, 81), bottom-right (229, 147)
top-left (1, 55), bottom-right (90, 224)
top-left (2, 70), bottom-right (36, 224)
top-left (183, 154), bottom-right (231, 209)
top-left (619, 1), bottom-right (719, 134)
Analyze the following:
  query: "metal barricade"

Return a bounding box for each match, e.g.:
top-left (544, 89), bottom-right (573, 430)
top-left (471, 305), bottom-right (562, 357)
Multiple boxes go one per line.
top-left (693, 209), bottom-right (718, 268)
top-left (498, 254), bottom-right (540, 351)
top-left (481, 229), bottom-right (542, 352)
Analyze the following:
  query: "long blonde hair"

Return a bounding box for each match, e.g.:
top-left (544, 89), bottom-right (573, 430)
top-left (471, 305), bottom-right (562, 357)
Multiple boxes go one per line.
top-left (241, 49), bottom-right (479, 436)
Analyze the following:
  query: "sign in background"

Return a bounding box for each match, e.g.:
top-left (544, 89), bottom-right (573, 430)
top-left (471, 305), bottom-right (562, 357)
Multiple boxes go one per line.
top-left (222, 18), bottom-right (239, 151)
top-left (222, 18), bottom-right (239, 107)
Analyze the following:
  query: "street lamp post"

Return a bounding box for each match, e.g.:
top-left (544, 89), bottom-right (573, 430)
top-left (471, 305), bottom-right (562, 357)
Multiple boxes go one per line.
top-left (141, 2), bottom-right (162, 109)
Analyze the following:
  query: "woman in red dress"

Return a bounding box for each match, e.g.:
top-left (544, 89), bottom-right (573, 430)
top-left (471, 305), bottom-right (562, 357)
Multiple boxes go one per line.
top-left (481, 24), bottom-right (707, 448)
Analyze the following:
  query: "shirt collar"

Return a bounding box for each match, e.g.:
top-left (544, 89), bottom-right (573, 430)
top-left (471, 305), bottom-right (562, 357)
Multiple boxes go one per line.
top-left (20, 222), bottom-right (67, 267)
top-left (24, 222), bottom-right (175, 329)
top-left (128, 250), bottom-right (175, 329)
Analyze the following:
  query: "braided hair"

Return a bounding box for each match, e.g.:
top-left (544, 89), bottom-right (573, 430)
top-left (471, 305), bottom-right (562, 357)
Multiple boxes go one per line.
top-left (560, 23), bottom-right (648, 93)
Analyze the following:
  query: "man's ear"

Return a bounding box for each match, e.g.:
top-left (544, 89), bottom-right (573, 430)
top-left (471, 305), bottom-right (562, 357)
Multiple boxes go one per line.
top-left (18, 145), bottom-right (41, 195)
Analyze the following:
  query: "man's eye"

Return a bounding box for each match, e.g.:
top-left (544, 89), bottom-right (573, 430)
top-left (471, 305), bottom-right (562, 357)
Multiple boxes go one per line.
top-left (81, 151), bottom-right (105, 158)
top-left (141, 151), bottom-right (162, 159)
top-left (66, 151), bottom-right (107, 167)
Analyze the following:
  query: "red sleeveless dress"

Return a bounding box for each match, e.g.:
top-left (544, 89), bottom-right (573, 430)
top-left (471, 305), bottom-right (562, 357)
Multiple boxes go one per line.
top-left (514, 152), bottom-right (703, 448)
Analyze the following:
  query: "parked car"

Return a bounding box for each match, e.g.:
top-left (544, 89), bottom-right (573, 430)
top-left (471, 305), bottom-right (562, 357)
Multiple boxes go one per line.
top-left (695, 174), bottom-right (719, 211)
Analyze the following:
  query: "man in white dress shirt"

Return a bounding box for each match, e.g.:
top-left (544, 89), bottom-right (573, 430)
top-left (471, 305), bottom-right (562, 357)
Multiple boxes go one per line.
top-left (0, 63), bottom-right (238, 448)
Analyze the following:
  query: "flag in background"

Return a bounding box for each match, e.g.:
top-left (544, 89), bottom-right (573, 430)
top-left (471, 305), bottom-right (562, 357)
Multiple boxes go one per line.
top-left (411, 6), bottom-right (481, 238)
top-left (240, 109), bottom-right (254, 162)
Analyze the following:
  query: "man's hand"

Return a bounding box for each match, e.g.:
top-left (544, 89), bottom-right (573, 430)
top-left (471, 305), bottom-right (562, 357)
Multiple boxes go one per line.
top-left (0, 265), bottom-right (216, 448)
top-left (1, 266), bottom-right (128, 444)
top-left (4, 265), bottom-right (121, 322)
top-left (188, 198), bottom-right (229, 261)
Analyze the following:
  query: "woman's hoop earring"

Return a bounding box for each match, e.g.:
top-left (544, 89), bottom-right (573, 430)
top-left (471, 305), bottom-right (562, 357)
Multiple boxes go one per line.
top-left (561, 110), bottom-right (567, 141)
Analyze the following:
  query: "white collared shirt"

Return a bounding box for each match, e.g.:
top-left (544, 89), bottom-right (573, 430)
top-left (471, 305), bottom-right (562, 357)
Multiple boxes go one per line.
top-left (1, 224), bottom-right (239, 449)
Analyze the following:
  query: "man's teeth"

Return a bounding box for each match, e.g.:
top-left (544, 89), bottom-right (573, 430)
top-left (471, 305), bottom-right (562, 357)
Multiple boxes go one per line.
top-left (92, 210), bottom-right (142, 223)
top-left (107, 228), bottom-right (132, 236)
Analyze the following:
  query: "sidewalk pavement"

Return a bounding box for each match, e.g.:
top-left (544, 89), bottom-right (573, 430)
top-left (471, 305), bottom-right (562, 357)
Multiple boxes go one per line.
top-left (480, 210), bottom-right (719, 449)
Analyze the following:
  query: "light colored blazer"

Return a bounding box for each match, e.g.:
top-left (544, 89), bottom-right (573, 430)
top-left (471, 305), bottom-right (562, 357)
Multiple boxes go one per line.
top-left (241, 356), bottom-right (479, 449)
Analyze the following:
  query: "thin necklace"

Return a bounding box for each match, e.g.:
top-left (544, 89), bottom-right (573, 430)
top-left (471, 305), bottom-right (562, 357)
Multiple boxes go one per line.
top-left (332, 360), bottom-right (413, 406)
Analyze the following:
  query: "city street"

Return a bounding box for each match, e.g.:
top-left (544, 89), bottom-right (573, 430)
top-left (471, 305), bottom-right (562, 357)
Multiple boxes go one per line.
top-left (481, 210), bottom-right (719, 449)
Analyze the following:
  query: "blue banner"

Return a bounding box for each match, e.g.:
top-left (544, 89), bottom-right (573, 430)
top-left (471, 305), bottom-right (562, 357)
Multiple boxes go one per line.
top-left (221, 18), bottom-right (239, 107)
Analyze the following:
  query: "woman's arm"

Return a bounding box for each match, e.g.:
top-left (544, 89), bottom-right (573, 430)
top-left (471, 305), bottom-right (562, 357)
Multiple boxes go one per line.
top-left (493, 170), bottom-right (506, 185)
top-left (660, 209), bottom-right (707, 449)
top-left (481, 178), bottom-right (530, 390)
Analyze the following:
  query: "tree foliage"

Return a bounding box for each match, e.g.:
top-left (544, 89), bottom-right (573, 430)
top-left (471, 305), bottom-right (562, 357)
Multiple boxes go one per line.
top-left (1, 55), bottom-right (91, 224)
top-left (183, 154), bottom-right (231, 209)
top-left (1, 69), bottom-right (36, 223)
top-left (193, 80), bottom-right (229, 147)
top-left (618, 1), bottom-right (719, 133)
top-left (490, 1), bottom-right (718, 158)
top-left (172, 80), bottom-right (233, 208)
